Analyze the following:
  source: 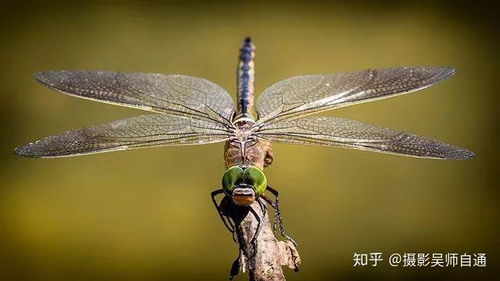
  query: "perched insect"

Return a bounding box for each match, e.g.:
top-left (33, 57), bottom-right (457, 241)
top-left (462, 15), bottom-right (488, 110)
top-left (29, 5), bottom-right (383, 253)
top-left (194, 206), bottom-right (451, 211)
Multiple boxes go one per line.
top-left (15, 37), bottom-right (474, 250)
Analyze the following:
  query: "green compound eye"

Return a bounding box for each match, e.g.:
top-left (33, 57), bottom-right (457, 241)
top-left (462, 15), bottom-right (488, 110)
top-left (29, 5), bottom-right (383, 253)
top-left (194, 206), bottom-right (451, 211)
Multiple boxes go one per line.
top-left (243, 166), bottom-right (267, 196)
top-left (222, 166), bottom-right (244, 196)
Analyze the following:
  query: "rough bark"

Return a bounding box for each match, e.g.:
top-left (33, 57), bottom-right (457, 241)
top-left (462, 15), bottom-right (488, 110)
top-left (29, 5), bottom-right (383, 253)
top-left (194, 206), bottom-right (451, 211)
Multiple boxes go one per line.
top-left (227, 200), bottom-right (301, 281)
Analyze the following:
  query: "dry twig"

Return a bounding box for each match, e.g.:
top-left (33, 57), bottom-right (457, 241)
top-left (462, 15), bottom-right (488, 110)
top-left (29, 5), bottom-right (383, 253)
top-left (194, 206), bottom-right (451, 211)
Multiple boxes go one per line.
top-left (224, 200), bottom-right (301, 281)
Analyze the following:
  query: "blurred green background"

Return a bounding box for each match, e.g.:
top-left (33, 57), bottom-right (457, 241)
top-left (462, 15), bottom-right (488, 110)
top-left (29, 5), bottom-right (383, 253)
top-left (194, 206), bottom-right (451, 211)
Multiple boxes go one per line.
top-left (1, 1), bottom-right (498, 280)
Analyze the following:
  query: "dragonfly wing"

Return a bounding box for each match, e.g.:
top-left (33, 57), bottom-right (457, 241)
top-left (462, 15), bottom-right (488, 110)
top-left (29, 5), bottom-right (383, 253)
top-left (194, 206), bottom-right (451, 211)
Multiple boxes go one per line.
top-left (256, 67), bottom-right (454, 124)
top-left (257, 116), bottom-right (473, 159)
top-left (35, 71), bottom-right (235, 125)
top-left (15, 114), bottom-right (230, 158)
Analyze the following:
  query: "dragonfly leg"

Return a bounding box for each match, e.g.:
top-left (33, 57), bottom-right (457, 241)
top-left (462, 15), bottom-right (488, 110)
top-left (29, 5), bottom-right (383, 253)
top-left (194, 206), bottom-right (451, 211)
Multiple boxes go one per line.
top-left (247, 206), bottom-right (262, 259)
top-left (211, 189), bottom-right (237, 241)
top-left (229, 253), bottom-right (241, 280)
top-left (266, 186), bottom-right (279, 234)
top-left (266, 185), bottom-right (281, 201)
top-left (262, 191), bottom-right (297, 246)
top-left (257, 196), bottom-right (267, 217)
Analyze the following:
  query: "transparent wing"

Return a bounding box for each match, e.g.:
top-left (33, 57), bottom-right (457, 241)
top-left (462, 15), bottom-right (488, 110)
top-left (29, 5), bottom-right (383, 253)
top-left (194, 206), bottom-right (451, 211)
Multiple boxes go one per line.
top-left (14, 114), bottom-right (230, 158)
top-left (35, 71), bottom-right (235, 126)
top-left (256, 116), bottom-right (473, 159)
top-left (256, 67), bottom-right (455, 124)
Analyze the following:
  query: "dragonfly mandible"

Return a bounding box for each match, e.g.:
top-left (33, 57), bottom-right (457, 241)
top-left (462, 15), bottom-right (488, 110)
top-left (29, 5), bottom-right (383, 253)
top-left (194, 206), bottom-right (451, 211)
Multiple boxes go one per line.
top-left (15, 37), bottom-right (474, 248)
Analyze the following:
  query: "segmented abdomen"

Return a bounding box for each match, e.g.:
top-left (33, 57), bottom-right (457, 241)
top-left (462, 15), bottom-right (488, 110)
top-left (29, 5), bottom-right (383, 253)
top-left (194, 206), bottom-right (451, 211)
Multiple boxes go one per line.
top-left (237, 37), bottom-right (255, 116)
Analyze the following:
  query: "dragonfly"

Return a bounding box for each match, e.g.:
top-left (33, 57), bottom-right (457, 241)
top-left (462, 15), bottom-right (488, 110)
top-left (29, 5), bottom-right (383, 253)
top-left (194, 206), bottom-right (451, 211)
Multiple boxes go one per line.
top-left (15, 37), bottom-right (473, 251)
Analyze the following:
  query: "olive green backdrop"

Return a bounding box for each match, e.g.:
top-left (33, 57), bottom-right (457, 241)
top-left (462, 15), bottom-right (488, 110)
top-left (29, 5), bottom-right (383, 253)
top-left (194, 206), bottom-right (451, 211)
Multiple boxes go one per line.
top-left (1, 1), bottom-right (498, 280)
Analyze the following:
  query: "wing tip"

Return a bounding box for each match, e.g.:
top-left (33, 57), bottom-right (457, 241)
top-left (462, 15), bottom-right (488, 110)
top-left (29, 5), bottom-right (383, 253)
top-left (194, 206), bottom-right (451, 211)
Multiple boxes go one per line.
top-left (13, 144), bottom-right (42, 158)
top-left (34, 71), bottom-right (54, 87)
top-left (34, 70), bottom-right (74, 87)
top-left (449, 148), bottom-right (475, 160)
top-left (34, 71), bottom-right (47, 80)
top-left (440, 66), bottom-right (456, 78)
top-left (416, 65), bottom-right (455, 80)
top-left (436, 145), bottom-right (474, 160)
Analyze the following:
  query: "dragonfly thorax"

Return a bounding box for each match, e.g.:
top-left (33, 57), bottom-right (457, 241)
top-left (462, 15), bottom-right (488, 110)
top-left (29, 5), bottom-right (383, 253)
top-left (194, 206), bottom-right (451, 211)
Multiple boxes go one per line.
top-left (232, 126), bottom-right (254, 142)
top-left (225, 117), bottom-right (273, 170)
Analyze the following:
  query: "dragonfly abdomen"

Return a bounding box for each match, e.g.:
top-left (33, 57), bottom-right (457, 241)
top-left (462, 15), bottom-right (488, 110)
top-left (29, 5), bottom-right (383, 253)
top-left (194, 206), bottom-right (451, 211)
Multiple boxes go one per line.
top-left (236, 37), bottom-right (255, 117)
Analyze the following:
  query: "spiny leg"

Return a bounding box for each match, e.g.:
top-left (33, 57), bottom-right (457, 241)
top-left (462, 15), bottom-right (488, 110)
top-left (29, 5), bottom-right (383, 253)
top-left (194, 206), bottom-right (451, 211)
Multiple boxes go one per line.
top-left (210, 189), bottom-right (236, 241)
top-left (229, 252), bottom-right (241, 281)
top-left (266, 186), bottom-right (285, 237)
top-left (262, 194), bottom-right (295, 245)
top-left (257, 197), bottom-right (267, 217)
top-left (266, 186), bottom-right (279, 234)
top-left (266, 185), bottom-right (279, 201)
top-left (211, 190), bottom-right (241, 280)
top-left (262, 190), bottom-right (297, 246)
top-left (247, 206), bottom-right (262, 259)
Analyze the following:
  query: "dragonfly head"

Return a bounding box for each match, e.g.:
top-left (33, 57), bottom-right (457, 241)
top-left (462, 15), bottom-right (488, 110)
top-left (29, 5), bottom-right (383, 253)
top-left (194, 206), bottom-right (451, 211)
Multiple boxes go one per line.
top-left (222, 165), bottom-right (267, 206)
